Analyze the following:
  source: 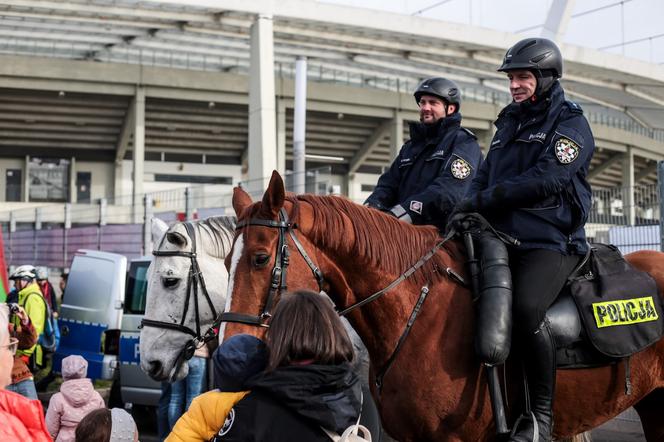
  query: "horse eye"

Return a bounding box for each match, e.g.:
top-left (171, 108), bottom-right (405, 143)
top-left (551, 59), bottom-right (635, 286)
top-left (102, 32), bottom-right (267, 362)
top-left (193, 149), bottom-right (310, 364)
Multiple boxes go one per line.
top-left (252, 254), bottom-right (271, 268)
top-left (162, 277), bottom-right (180, 288)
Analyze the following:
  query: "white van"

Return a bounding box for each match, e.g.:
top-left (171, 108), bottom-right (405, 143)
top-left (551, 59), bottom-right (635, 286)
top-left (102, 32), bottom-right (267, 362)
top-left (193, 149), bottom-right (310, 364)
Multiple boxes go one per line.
top-left (54, 250), bottom-right (160, 406)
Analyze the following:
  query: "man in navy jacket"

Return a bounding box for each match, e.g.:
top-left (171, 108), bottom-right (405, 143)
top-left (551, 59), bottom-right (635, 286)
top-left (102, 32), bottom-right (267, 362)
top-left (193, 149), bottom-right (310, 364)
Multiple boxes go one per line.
top-left (458, 38), bottom-right (595, 442)
top-left (365, 77), bottom-right (482, 229)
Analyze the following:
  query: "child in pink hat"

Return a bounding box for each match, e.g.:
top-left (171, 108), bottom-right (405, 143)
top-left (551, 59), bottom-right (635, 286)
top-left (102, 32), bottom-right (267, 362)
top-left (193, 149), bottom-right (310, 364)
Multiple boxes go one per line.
top-left (45, 355), bottom-right (105, 442)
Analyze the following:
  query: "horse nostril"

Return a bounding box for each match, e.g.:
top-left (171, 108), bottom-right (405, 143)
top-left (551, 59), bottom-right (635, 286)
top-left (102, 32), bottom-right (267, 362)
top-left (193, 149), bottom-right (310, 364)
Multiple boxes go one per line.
top-left (148, 360), bottom-right (162, 376)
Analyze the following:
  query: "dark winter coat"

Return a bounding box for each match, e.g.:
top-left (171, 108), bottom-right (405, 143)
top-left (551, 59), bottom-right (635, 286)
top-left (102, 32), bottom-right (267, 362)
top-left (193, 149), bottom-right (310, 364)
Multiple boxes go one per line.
top-left (215, 363), bottom-right (362, 442)
top-left (465, 81), bottom-right (594, 254)
top-left (365, 112), bottom-right (482, 228)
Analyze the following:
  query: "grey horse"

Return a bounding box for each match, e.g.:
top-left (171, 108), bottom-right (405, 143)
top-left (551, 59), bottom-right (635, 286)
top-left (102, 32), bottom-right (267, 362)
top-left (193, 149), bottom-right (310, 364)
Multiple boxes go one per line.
top-left (140, 216), bottom-right (236, 382)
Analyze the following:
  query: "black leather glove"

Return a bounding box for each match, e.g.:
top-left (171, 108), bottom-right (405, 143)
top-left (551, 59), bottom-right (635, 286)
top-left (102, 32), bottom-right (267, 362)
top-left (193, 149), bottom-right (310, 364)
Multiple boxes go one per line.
top-left (454, 196), bottom-right (479, 214)
top-left (446, 196), bottom-right (481, 234)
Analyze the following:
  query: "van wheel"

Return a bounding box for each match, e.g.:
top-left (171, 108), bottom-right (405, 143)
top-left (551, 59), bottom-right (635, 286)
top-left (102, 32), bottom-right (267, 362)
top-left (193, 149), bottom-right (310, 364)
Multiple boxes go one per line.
top-left (108, 378), bottom-right (124, 408)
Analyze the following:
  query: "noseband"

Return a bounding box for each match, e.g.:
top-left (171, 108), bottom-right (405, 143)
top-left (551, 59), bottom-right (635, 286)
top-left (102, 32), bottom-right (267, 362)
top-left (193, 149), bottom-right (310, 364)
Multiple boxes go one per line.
top-left (220, 208), bottom-right (325, 327)
top-left (140, 222), bottom-right (221, 368)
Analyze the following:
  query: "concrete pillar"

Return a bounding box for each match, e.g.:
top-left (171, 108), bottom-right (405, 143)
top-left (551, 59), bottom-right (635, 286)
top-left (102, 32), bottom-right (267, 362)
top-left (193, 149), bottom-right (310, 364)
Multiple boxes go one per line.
top-left (69, 156), bottom-right (77, 203)
top-left (143, 195), bottom-right (153, 256)
top-left (293, 56), bottom-right (307, 194)
top-left (276, 99), bottom-right (287, 175)
top-left (34, 207), bottom-right (42, 263)
top-left (24, 155), bottom-right (29, 202)
top-left (63, 203), bottom-right (71, 268)
top-left (184, 188), bottom-right (193, 221)
top-left (247, 14), bottom-right (277, 194)
top-left (623, 147), bottom-right (635, 225)
top-left (346, 173), bottom-right (357, 202)
top-left (133, 87), bottom-right (146, 223)
top-left (114, 161), bottom-right (124, 205)
top-left (390, 111), bottom-right (403, 160)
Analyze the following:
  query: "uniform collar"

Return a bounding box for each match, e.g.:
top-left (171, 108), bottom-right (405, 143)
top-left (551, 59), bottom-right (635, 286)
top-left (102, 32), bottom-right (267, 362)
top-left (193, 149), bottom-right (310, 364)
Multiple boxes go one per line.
top-left (496, 81), bottom-right (564, 127)
top-left (409, 112), bottom-right (462, 143)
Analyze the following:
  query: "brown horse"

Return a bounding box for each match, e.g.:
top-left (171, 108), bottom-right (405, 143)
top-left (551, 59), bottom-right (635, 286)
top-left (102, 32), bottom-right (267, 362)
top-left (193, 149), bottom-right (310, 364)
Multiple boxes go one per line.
top-left (222, 171), bottom-right (664, 442)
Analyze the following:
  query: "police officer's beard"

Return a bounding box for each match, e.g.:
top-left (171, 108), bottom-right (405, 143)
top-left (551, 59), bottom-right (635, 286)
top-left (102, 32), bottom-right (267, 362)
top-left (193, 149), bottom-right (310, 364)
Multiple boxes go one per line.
top-left (424, 117), bottom-right (446, 139)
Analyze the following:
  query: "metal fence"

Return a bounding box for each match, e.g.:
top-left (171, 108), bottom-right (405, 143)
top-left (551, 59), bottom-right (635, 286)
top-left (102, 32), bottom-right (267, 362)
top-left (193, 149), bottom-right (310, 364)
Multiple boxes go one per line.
top-left (1, 167), bottom-right (334, 270)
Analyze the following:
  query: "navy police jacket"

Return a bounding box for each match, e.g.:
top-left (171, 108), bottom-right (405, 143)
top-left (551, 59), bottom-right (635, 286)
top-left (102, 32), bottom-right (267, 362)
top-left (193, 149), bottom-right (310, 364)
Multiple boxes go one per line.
top-left (466, 81), bottom-right (594, 254)
top-left (364, 112), bottom-right (482, 228)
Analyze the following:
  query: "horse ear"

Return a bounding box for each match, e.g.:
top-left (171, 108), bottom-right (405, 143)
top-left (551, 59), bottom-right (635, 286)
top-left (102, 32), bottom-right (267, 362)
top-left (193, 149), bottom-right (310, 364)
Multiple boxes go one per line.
top-left (151, 218), bottom-right (169, 244)
top-left (261, 170), bottom-right (285, 216)
top-left (166, 231), bottom-right (188, 248)
top-left (232, 186), bottom-right (253, 216)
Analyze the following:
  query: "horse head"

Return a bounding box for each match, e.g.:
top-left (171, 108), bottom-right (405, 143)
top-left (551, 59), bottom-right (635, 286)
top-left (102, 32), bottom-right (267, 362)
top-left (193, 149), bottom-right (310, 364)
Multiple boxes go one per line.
top-left (222, 171), bottom-right (347, 341)
top-left (141, 216), bottom-right (235, 382)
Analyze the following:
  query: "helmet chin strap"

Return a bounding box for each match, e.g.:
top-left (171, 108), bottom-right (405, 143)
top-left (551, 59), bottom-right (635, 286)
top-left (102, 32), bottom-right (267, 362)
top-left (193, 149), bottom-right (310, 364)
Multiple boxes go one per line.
top-left (533, 69), bottom-right (557, 97)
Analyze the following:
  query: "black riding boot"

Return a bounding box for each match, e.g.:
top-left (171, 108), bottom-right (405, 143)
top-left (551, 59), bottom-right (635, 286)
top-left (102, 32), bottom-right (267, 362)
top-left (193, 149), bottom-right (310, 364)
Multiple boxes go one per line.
top-left (510, 321), bottom-right (556, 442)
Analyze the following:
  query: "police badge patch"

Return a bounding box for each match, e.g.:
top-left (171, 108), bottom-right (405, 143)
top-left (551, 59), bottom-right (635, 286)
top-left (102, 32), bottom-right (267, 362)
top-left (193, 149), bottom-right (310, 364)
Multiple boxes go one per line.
top-left (410, 200), bottom-right (423, 214)
top-left (217, 407), bottom-right (235, 436)
top-left (450, 158), bottom-right (471, 179)
top-left (555, 137), bottom-right (580, 164)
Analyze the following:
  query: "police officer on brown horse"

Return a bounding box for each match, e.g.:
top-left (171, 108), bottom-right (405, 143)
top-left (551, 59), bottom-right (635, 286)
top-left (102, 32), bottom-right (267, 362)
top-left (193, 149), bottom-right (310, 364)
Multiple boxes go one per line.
top-left (456, 38), bottom-right (595, 441)
top-left (365, 77), bottom-right (482, 229)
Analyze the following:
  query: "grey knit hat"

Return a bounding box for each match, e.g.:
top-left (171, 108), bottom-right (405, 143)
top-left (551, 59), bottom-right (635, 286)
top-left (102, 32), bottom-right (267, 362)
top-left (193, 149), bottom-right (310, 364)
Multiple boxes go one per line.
top-left (110, 408), bottom-right (137, 442)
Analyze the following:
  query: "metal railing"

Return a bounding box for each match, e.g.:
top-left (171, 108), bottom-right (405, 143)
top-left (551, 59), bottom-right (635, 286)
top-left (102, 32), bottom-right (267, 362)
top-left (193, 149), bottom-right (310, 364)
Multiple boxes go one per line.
top-left (0, 167), bottom-right (334, 269)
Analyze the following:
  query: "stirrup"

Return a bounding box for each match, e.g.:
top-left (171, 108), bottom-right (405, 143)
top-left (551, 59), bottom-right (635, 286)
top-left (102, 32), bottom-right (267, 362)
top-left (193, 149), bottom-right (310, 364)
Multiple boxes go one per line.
top-left (510, 411), bottom-right (539, 442)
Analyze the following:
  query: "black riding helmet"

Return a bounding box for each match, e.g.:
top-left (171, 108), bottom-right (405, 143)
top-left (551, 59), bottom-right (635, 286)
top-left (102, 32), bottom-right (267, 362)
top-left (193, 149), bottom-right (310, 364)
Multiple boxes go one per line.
top-left (498, 37), bottom-right (563, 96)
top-left (413, 77), bottom-right (461, 112)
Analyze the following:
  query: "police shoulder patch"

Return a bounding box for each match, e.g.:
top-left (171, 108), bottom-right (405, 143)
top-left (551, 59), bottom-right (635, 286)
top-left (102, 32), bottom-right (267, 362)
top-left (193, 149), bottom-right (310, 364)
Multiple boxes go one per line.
top-left (450, 157), bottom-right (472, 179)
top-left (554, 137), bottom-right (580, 164)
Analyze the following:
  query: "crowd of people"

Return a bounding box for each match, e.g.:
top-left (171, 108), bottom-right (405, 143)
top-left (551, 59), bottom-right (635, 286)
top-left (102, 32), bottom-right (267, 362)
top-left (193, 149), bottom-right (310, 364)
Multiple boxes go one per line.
top-left (0, 37), bottom-right (594, 442)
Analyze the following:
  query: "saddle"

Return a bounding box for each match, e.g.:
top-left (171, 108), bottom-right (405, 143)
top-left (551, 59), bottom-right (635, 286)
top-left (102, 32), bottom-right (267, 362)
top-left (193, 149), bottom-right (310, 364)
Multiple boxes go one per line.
top-left (547, 244), bottom-right (664, 370)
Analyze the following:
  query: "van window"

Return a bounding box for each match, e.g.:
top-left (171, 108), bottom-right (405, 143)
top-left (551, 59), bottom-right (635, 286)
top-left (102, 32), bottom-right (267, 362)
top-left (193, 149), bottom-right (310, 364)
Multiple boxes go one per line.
top-left (66, 255), bottom-right (118, 310)
top-left (125, 261), bottom-right (150, 314)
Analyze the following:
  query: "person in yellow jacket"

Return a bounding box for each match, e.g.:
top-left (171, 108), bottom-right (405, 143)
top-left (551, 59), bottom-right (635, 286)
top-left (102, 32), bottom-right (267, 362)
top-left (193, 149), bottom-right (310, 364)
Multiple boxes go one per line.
top-left (8, 265), bottom-right (46, 400)
top-left (167, 334), bottom-right (268, 442)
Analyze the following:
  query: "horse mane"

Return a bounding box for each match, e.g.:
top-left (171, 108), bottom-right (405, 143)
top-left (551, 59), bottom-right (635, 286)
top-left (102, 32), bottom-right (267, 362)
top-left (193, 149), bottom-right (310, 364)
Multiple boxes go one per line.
top-left (161, 215), bottom-right (236, 259)
top-left (292, 194), bottom-right (453, 286)
top-left (196, 215), bottom-right (237, 258)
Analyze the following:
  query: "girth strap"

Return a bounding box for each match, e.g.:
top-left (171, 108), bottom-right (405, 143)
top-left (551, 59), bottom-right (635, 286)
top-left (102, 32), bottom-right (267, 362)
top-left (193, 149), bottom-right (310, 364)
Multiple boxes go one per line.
top-left (375, 285), bottom-right (430, 392)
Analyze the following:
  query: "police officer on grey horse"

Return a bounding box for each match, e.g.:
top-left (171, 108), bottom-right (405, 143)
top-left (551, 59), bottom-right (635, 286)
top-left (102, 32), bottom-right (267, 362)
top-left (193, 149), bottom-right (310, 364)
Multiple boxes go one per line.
top-left (365, 77), bottom-right (482, 229)
top-left (455, 38), bottom-right (595, 441)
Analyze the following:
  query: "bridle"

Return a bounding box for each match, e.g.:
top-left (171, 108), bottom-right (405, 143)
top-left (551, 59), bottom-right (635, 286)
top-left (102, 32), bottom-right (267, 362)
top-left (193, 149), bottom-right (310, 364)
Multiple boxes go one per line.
top-left (219, 203), bottom-right (467, 391)
top-left (140, 222), bottom-right (222, 374)
top-left (219, 208), bottom-right (325, 327)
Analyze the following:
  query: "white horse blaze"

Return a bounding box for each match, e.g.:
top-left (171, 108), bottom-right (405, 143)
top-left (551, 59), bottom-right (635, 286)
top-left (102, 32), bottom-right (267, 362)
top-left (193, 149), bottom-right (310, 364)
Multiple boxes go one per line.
top-left (220, 235), bottom-right (244, 341)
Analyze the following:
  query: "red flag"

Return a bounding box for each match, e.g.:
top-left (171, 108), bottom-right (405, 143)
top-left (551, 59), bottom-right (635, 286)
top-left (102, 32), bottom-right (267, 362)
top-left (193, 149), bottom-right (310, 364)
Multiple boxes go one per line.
top-left (0, 229), bottom-right (8, 302)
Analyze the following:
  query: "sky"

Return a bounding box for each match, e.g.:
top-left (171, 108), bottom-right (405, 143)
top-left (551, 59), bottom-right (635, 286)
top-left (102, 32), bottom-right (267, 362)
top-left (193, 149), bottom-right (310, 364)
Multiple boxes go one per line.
top-left (318, 0), bottom-right (664, 65)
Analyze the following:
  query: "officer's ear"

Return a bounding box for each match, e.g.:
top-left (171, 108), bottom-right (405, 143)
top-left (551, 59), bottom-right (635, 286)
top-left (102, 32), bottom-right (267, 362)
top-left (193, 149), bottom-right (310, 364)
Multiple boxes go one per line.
top-left (447, 104), bottom-right (457, 115)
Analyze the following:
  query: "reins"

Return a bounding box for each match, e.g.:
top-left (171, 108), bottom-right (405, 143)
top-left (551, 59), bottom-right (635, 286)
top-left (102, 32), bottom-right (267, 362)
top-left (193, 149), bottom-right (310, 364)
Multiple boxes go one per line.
top-left (221, 201), bottom-right (467, 392)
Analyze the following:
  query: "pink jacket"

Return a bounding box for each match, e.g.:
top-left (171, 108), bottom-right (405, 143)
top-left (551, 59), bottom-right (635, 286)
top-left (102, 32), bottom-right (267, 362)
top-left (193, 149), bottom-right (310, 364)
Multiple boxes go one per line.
top-left (45, 378), bottom-right (105, 442)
